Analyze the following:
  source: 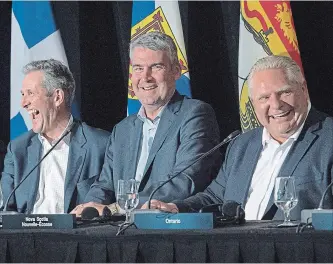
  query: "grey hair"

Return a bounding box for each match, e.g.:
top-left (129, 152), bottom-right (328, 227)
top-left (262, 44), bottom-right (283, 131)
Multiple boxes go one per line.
top-left (129, 31), bottom-right (179, 67)
top-left (23, 59), bottom-right (75, 108)
top-left (247, 55), bottom-right (305, 99)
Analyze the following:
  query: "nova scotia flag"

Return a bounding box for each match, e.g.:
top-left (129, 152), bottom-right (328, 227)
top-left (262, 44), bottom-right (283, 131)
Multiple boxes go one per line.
top-left (127, 0), bottom-right (191, 115)
top-left (10, 1), bottom-right (79, 140)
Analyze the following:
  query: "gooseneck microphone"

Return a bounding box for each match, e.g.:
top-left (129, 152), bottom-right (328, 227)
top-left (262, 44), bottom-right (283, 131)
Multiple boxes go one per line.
top-left (147, 130), bottom-right (241, 209)
top-left (300, 175), bottom-right (333, 228)
top-left (301, 179), bottom-right (333, 224)
top-left (318, 181), bottom-right (333, 209)
top-left (2, 122), bottom-right (76, 213)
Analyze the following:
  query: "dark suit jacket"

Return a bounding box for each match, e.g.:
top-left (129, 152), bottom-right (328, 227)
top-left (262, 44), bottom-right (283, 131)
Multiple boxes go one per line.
top-left (174, 108), bottom-right (333, 220)
top-left (84, 91), bottom-right (222, 206)
top-left (1, 121), bottom-right (111, 213)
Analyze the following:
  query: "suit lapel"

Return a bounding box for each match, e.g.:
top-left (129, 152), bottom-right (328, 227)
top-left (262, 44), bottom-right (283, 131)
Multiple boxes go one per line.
top-left (279, 110), bottom-right (319, 177)
top-left (64, 122), bottom-right (87, 213)
top-left (141, 93), bottom-right (182, 181)
top-left (262, 130), bottom-right (316, 219)
top-left (127, 118), bottom-right (143, 180)
top-left (26, 135), bottom-right (42, 213)
top-left (262, 108), bottom-right (320, 219)
top-left (235, 130), bottom-right (263, 206)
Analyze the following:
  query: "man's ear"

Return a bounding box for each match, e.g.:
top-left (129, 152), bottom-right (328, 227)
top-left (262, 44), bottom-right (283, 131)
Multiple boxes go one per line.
top-left (173, 64), bottom-right (182, 80)
top-left (54, 89), bottom-right (65, 107)
top-left (301, 81), bottom-right (310, 99)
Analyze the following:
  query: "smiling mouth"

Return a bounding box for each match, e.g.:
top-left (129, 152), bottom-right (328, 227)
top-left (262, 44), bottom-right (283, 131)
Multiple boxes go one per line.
top-left (270, 110), bottom-right (291, 119)
top-left (28, 109), bottom-right (40, 120)
top-left (140, 85), bottom-right (157, 91)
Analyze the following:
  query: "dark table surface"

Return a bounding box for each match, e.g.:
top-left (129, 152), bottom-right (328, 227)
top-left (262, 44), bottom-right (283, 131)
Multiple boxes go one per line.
top-left (0, 220), bottom-right (332, 263)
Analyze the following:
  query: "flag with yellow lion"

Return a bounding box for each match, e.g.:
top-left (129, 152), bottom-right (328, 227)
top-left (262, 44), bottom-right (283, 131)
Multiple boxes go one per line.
top-left (238, 0), bottom-right (303, 132)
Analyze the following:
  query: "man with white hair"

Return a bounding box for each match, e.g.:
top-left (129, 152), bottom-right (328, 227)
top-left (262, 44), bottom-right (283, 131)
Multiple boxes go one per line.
top-left (145, 55), bottom-right (333, 221)
top-left (1, 59), bottom-right (111, 214)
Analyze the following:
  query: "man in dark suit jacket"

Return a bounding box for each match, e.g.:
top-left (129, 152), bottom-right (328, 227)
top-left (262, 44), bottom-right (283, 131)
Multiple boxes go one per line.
top-left (145, 55), bottom-right (333, 221)
top-left (1, 59), bottom-right (110, 213)
top-left (72, 32), bottom-right (221, 216)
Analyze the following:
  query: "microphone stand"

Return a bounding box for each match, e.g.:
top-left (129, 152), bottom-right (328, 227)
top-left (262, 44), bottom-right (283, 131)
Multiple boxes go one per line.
top-left (301, 174), bottom-right (333, 225)
top-left (1, 122), bottom-right (76, 216)
top-left (317, 181), bottom-right (333, 210)
top-left (147, 130), bottom-right (241, 209)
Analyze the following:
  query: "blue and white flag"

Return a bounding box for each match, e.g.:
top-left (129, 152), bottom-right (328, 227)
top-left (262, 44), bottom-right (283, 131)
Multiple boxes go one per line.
top-left (127, 0), bottom-right (191, 115)
top-left (11, 1), bottom-right (79, 140)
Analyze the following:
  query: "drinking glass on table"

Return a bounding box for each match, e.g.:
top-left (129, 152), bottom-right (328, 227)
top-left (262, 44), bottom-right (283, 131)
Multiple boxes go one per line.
top-left (116, 179), bottom-right (140, 224)
top-left (274, 176), bottom-right (298, 227)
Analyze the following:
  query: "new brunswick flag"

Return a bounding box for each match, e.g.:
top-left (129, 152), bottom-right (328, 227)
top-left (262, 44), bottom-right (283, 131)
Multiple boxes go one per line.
top-left (238, 0), bottom-right (303, 132)
top-left (127, 0), bottom-right (191, 115)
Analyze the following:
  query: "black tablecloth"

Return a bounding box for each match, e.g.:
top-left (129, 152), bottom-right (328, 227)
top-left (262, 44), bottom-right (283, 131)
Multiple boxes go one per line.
top-left (1, 220), bottom-right (333, 263)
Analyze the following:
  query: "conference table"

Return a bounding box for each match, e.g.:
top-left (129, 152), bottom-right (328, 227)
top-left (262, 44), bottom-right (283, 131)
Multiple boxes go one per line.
top-left (0, 220), bottom-right (332, 263)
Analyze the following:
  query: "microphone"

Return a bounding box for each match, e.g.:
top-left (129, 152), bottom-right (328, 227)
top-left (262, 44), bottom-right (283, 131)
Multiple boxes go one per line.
top-left (199, 200), bottom-right (245, 226)
top-left (1, 121), bottom-right (76, 214)
top-left (318, 181), bottom-right (333, 210)
top-left (147, 130), bottom-right (241, 209)
top-left (76, 207), bottom-right (125, 225)
top-left (81, 207), bottom-right (99, 220)
top-left (301, 178), bottom-right (333, 229)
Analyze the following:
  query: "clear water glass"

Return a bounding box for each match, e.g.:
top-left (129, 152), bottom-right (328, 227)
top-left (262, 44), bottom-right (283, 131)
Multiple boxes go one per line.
top-left (274, 176), bottom-right (298, 227)
top-left (116, 179), bottom-right (140, 224)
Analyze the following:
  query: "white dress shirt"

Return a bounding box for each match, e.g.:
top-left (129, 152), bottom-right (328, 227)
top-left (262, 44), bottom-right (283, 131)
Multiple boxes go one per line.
top-left (32, 116), bottom-right (73, 214)
top-left (135, 106), bottom-right (166, 182)
top-left (245, 105), bottom-right (311, 220)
